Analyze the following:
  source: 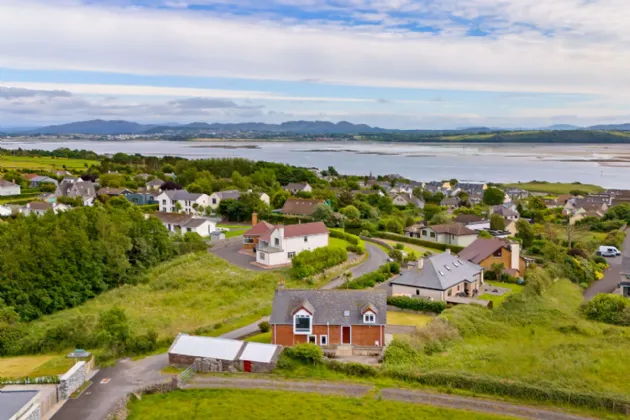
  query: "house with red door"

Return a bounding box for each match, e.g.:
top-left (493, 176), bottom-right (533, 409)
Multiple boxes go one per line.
top-left (270, 289), bottom-right (387, 351)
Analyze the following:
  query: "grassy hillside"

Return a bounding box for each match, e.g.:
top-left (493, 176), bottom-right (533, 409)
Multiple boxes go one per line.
top-left (14, 253), bottom-right (287, 353)
top-left (0, 155), bottom-right (98, 170)
top-left (502, 182), bottom-right (605, 195)
top-left (127, 389), bottom-right (517, 420)
top-left (385, 280), bottom-right (630, 396)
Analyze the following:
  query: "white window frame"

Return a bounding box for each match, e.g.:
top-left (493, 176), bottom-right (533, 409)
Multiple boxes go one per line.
top-left (293, 313), bottom-right (312, 335)
top-left (307, 335), bottom-right (317, 344)
top-left (304, 236), bottom-right (308, 243)
top-left (363, 312), bottom-right (376, 324)
top-left (320, 335), bottom-right (328, 346)
top-left (259, 252), bottom-right (265, 261)
top-left (288, 251), bottom-right (296, 259)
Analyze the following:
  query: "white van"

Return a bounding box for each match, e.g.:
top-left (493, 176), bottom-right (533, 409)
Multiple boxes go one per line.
top-left (598, 246), bottom-right (621, 257)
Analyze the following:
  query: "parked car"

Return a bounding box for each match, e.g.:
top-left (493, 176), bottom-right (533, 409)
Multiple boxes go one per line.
top-left (597, 246), bottom-right (622, 257)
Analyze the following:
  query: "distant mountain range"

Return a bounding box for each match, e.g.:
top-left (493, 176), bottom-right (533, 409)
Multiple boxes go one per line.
top-left (3, 119), bottom-right (630, 136)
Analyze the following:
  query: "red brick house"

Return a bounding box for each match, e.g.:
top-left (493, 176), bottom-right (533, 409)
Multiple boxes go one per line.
top-left (270, 289), bottom-right (387, 348)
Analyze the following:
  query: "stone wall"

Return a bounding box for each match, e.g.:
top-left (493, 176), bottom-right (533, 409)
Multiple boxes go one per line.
top-left (58, 361), bottom-right (87, 400)
top-left (361, 236), bottom-right (394, 251)
top-left (21, 404), bottom-right (42, 420)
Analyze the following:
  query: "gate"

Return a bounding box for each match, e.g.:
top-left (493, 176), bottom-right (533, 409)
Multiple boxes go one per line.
top-left (179, 361), bottom-right (198, 385)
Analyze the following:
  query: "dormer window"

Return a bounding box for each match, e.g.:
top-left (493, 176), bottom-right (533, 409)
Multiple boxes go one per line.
top-left (294, 314), bottom-right (311, 334)
top-left (363, 313), bottom-right (376, 323)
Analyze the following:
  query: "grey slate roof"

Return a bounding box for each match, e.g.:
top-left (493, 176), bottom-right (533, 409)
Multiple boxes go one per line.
top-left (391, 252), bottom-right (483, 291)
top-left (492, 206), bottom-right (519, 218)
top-left (0, 179), bottom-right (18, 188)
top-left (164, 190), bottom-right (205, 201)
top-left (0, 390), bottom-right (39, 419)
top-left (216, 190), bottom-right (241, 200)
top-left (285, 182), bottom-right (309, 191)
top-left (56, 181), bottom-right (96, 198)
top-left (270, 289), bottom-right (387, 326)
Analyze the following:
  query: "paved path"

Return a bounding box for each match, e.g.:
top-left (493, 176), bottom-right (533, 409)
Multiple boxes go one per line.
top-left (583, 230), bottom-right (629, 300)
top-left (220, 317), bottom-right (270, 339)
top-left (322, 243), bottom-right (388, 289)
top-left (211, 241), bottom-right (267, 271)
top-left (188, 376), bottom-right (596, 420)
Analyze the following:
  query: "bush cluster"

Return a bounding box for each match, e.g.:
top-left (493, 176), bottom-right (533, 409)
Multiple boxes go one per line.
top-left (290, 247), bottom-right (348, 279)
top-left (375, 232), bottom-right (464, 253)
top-left (329, 229), bottom-right (361, 245)
top-left (387, 296), bottom-right (447, 314)
top-left (346, 244), bottom-right (366, 255)
top-left (346, 262), bottom-right (399, 289)
top-left (581, 294), bottom-right (630, 326)
top-left (283, 343), bottom-right (323, 364)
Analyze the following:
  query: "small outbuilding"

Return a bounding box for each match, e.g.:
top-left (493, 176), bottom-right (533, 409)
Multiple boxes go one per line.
top-left (209, 231), bottom-right (226, 242)
top-left (168, 334), bottom-right (282, 373)
top-left (0, 390), bottom-right (40, 420)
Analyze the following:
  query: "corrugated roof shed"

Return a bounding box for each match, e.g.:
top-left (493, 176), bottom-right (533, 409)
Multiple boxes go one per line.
top-left (239, 342), bottom-right (281, 363)
top-left (168, 334), bottom-right (244, 361)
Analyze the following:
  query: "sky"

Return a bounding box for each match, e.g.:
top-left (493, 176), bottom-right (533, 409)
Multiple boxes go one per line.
top-left (1, 0), bottom-right (630, 129)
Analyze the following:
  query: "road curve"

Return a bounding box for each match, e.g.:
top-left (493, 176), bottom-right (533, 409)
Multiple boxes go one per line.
top-left (322, 242), bottom-right (389, 289)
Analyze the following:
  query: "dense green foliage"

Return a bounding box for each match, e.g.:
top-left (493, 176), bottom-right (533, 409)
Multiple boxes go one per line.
top-left (346, 262), bottom-right (400, 289)
top-left (581, 294), bottom-right (630, 326)
top-left (387, 296), bottom-right (447, 314)
top-left (329, 229), bottom-right (360, 245)
top-left (290, 247), bottom-right (348, 279)
top-left (375, 232), bottom-right (464, 253)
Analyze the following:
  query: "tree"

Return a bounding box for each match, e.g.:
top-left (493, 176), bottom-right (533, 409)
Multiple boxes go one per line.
top-left (312, 204), bottom-right (335, 226)
top-left (338, 190), bottom-right (354, 208)
top-left (162, 164), bottom-right (175, 174)
top-left (271, 190), bottom-right (290, 209)
top-left (490, 262), bottom-right (505, 281)
top-left (327, 166), bottom-right (339, 177)
top-left (96, 307), bottom-right (131, 351)
top-left (218, 199), bottom-right (248, 222)
top-left (231, 170), bottom-right (249, 190)
top-left (295, 191), bottom-right (314, 199)
top-left (160, 180), bottom-right (182, 191)
top-left (490, 214), bottom-right (506, 231)
top-left (581, 294), bottom-right (630, 326)
top-left (423, 204), bottom-right (442, 222)
top-left (604, 204), bottom-right (630, 222)
top-left (478, 230), bottom-right (493, 239)
top-left (570, 189), bottom-right (589, 196)
top-left (339, 205), bottom-right (360, 220)
top-left (483, 187), bottom-right (505, 206)
top-left (430, 212), bottom-right (449, 225)
top-left (528, 196), bottom-right (547, 211)
top-left (516, 219), bottom-right (535, 248)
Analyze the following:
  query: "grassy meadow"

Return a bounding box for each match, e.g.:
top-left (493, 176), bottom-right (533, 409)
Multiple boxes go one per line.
top-left (0, 354), bottom-right (76, 378)
top-left (502, 182), bottom-right (604, 195)
top-left (387, 311), bottom-right (434, 327)
top-left (386, 280), bottom-right (630, 396)
top-left (0, 155), bottom-right (98, 171)
top-left (126, 389), bottom-right (518, 420)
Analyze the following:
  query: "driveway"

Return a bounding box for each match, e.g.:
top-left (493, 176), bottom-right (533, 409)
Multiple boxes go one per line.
top-left (51, 354), bottom-right (169, 420)
top-left (583, 230), bottom-right (630, 300)
top-left (322, 243), bottom-right (388, 289)
top-left (211, 241), bottom-right (267, 271)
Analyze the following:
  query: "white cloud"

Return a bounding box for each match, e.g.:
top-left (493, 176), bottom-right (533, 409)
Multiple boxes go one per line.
top-left (1, 0), bottom-right (630, 97)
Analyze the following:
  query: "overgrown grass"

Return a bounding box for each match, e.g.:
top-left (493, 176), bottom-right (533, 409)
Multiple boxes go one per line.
top-left (126, 389), bottom-right (517, 420)
top-left (477, 281), bottom-right (525, 307)
top-left (502, 182), bottom-right (604, 195)
top-left (386, 280), bottom-right (630, 396)
top-left (0, 156), bottom-right (98, 170)
top-left (387, 312), bottom-right (434, 327)
top-left (245, 332), bottom-right (272, 343)
top-left (0, 354), bottom-right (76, 377)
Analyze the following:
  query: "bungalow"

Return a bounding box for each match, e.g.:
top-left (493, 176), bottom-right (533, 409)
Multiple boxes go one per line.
top-left (441, 197), bottom-right (460, 209)
top-left (152, 212), bottom-right (217, 237)
top-left (0, 179), bottom-right (20, 196)
top-left (55, 180), bottom-right (96, 206)
top-left (242, 213), bottom-right (275, 250)
top-left (270, 289), bottom-right (387, 349)
top-left (146, 179), bottom-right (165, 191)
top-left (126, 191), bottom-right (159, 206)
top-left (404, 223), bottom-right (426, 238)
top-left (505, 187), bottom-right (530, 201)
top-left (390, 252), bottom-right (484, 301)
top-left (491, 205), bottom-right (519, 221)
top-left (459, 237), bottom-right (526, 277)
top-left (209, 190), bottom-right (270, 210)
top-left (256, 222), bottom-right (329, 267)
top-left (453, 182), bottom-right (486, 195)
top-left (453, 214), bottom-right (490, 231)
top-left (24, 174), bottom-right (58, 188)
top-left (279, 198), bottom-right (325, 217)
top-left (24, 201), bottom-right (70, 217)
top-left (420, 224), bottom-right (478, 247)
top-left (391, 193), bottom-right (424, 209)
top-left (96, 187), bottom-right (133, 197)
top-left (284, 182), bottom-right (313, 194)
top-left (157, 190), bottom-right (210, 214)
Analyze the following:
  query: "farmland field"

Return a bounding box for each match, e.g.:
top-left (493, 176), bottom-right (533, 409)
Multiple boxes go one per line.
top-left (0, 354), bottom-right (75, 378)
top-left (502, 182), bottom-right (604, 195)
top-left (0, 156), bottom-right (99, 171)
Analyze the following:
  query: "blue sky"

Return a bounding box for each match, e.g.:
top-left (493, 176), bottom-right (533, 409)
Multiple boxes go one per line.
top-left (0, 0), bottom-right (629, 129)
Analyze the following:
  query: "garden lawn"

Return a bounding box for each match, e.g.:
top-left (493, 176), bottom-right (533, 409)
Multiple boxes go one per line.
top-left (0, 156), bottom-right (98, 171)
top-left (502, 182), bottom-right (604, 195)
top-left (217, 224), bottom-right (248, 238)
top-left (245, 332), bottom-right (272, 343)
top-left (387, 312), bottom-right (434, 327)
top-left (329, 237), bottom-right (351, 250)
top-left (385, 280), bottom-right (630, 396)
top-left (477, 281), bottom-right (525, 307)
top-left (381, 239), bottom-right (441, 256)
top-left (0, 354), bottom-right (75, 378)
top-left (17, 253), bottom-right (287, 347)
top-left (126, 389), bottom-right (517, 420)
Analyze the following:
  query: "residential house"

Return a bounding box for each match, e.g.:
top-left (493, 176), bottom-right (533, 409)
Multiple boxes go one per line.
top-left (569, 203), bottom-right (607, 225)
top-left (453, 214), bottom-right (490, 231)
top-left (24, 174), bottom-right (58, 188)
top-left (152, 212), bottom-right (217, 237)
top-left (419, 224), bottom-right (478, 247)
top-left (96, 187), bottom-right (133, 197)
top-left (279, 198), bottom-right (325, 217)
top-left (459, 237), bottom-right (526, 277)
top-left (157, 190), bottom-right (210, 214)
top-left (0, 179), bottom-right (20, 196)
top-left (24, 201), bottom-right (70, 217)
top-left (208, 190), bottom-right (270, 211)
top-left (126, 191), bottom-right (159, 206)
top-left (146, 179), bottom-right (165, 191)
top-left (284, 182), bottom-right (313, 194)
top-left (390, 252), bottom-right (484, 301)
top-left (504, 219), bottom-right (519, 236)
top-left (55, 180), bottom-right (96, 206)
top-left (505, 187), bottom-right (530, 201)
top-left (454, 183), bottom-right (486, 195)
top-left (168, 334), bottom-right (282, 373)
top-left (270, 289), bottom-right (387, 348)
top-left (256, 222), bottom-right (329, 267)
top-left (61, 176), bottom-right (81, 184)
top-left (491, 205), bottom-right (519, 221)
top-left (564, 198), bottom-right (608, 216)
top-left (0, 204), bottom-right (12, 217)
top-left (391, 193), bottom-right (424, 209)
top-left (390, 186), bottom-right (413, 195)
top-left (243, 214), bottom-right (275, 249)
top-left (441, 197), bottom-right (460, 209)
top-left (468, 192), bottom-right (484, 205)
top-left (404, 223), bottom-right (426, 238)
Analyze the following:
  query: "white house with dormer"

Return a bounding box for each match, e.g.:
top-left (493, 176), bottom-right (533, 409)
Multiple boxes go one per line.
top-left (157, 190), bottom-right (210, 214)
top-left (253, 222), bottom-right (329, 267)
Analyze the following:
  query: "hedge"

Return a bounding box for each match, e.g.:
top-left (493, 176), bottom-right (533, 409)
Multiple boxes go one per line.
top-left (267, 213), bottom-right (314, 225)
top-left (330, 229), bottom-right (361, 245)
top-left (346, 244), bottom-right (365, 255)
top-left (375, 232), bottom-right (465, 253)
top-left (291, 247), bottom-right (348, 279)
top-left (385, 369), bottom-right (630, 415)
top-left (387, 295), bottom-right (446, 314)
top-left (347, 262), bottom-right (400, 289)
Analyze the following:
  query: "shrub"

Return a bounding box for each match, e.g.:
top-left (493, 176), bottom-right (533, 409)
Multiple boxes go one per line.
top-left (291, 247), bottom-right (348, 279)
top-left (329, 229), bottom-right (360, 245)
top-left (395, 243), bottom-right (405, 250)
top-left (346, 244), bottom-right (366, 255)
top-left (326, 360), bottom-right (378, 377)
top-left (283, 343), bottom-right (323, 364)
top-left (374, 232), bottom-right (464, 253)
top-left (581, 294), bottom-right (630, 326)
top-left (387, 296), bottom-right (446, 314)
top-left (258, 321), bottom-right (270, 333)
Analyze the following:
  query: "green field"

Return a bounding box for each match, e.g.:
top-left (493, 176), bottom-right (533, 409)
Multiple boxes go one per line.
top-left (329, 237), bottom-right (351, 250)
top-left (126, 389), bottom-right (517, 420)
top-left (0, 156), bottom-right (99, 171)
top-left (245, 331), bottom-right (272, 343)
top-left (0, 354), bottom-right (76, 378)
top-left (385, 280), bottom-right (630, 396)
top-left (478, 281), bottom-right (525, 307)
top-left (16, 253), bottom-right (288, 348)
top-left (387, 311), bottom-right (434, 327)
top-left (502, 182), bottom-right (604, 195)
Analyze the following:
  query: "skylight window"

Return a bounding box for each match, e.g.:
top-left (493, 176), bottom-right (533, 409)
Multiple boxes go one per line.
top-left (445, 265), bottom-right (451, 271)
top-left (438, 270), bottom-right (445, 276)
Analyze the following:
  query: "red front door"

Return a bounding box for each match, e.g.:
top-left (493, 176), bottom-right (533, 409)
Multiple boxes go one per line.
top-left (243, 360), bottom-right (252, 373)
top-left (342, 326), bottom-right (351, 344)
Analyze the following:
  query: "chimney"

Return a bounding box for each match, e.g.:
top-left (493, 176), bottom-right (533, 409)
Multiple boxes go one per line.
top-left (252, 212), bottom-right (258, 226)
top-left (445, 249), bottom-right (451, 255)
top-left (417, 258), bottom-right (424, 270)
top-left (510, 242), bottom-right (520, 270)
